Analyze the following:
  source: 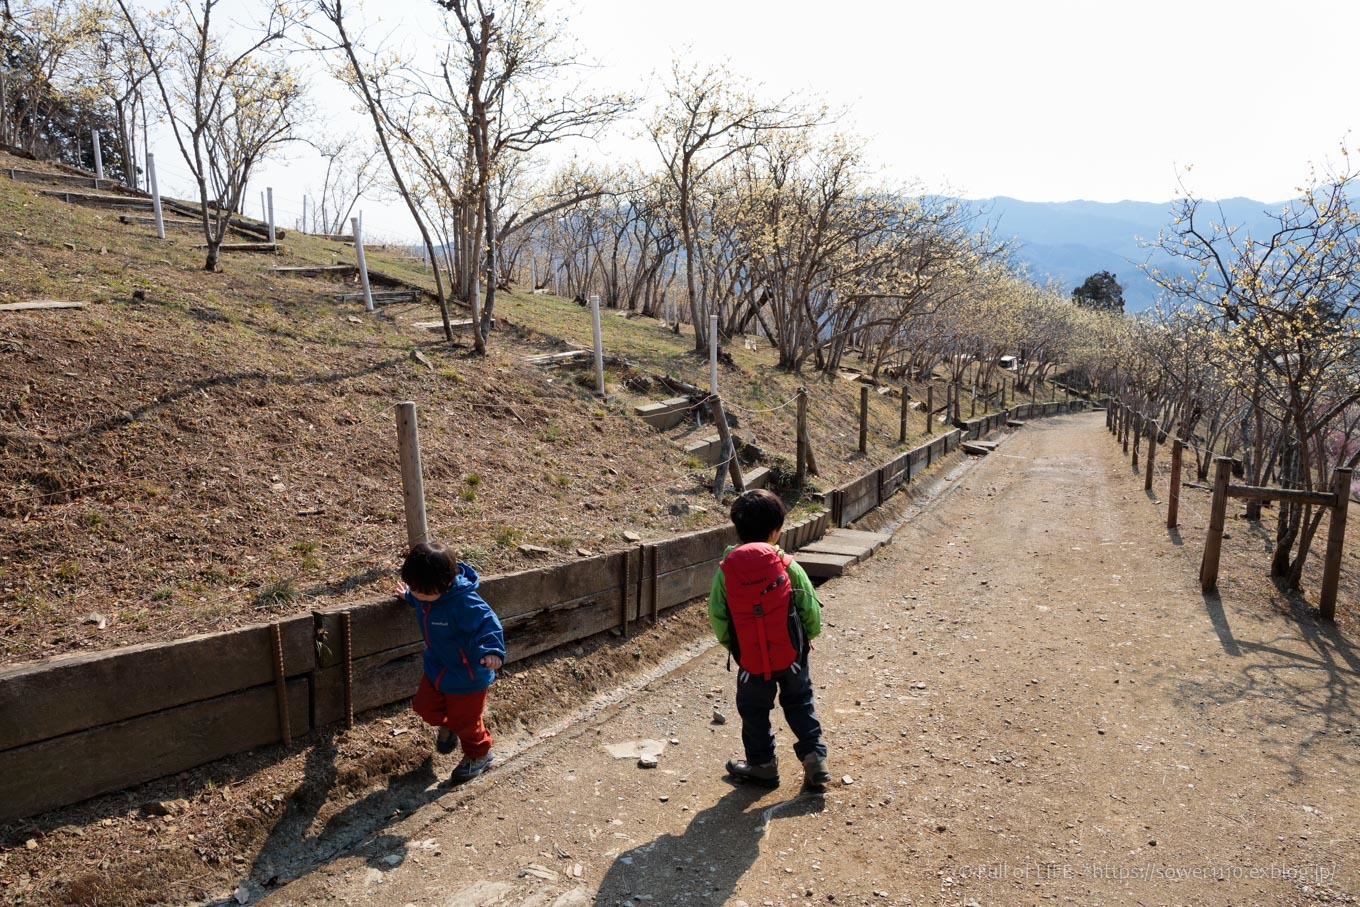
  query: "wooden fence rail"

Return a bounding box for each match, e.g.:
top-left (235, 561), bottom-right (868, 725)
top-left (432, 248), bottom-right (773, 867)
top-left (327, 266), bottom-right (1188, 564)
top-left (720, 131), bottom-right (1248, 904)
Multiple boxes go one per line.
top-left (1108, 401), bottom-right (1353, 623)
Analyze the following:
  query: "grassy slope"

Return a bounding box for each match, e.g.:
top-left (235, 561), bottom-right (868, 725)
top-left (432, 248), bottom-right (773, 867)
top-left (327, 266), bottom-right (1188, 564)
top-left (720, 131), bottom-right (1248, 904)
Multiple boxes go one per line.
top-left (0, 151), bottom-right (1043, 665)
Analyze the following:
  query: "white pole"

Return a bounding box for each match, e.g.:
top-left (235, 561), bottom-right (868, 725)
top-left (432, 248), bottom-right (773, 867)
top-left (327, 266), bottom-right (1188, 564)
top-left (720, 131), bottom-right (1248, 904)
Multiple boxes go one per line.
top-left (590, 294), bottom-right (605, 396)
top-left (92, 130), bottom-right (103, 181)
top-left (302, 196), bottom-right (308, 235)
top-left (147, 152), bottom-right (165, 241)
top-left (260, 191), bottom-right (266, 222)
top-left (709, 314), bottom-right (719, 395)
top-left (351, 215), bottom-right (374, 312)
top-left (266, 187), bottom-right (276, 244)
top-left (531, 258), bottom-right (537, 290)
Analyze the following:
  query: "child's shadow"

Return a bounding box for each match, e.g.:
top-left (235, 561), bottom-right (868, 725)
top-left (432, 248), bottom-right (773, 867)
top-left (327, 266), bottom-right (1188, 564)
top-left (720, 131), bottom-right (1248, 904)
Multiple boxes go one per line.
top-left (595, 783), bottom-right (826, 906)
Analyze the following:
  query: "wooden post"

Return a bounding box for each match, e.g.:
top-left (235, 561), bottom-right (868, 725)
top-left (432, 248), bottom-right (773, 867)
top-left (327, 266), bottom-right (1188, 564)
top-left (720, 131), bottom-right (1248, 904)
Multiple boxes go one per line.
top-left (1168, 438), bottom-right (1184, 529)
top-left (1132, 414), bottom-right (1141, 470)
top-left (898, 387), bottom-right (909, 444)
top-left (1106, 402), bottom-right (1113, 432)
top-left (266, 187), bottom-right (276, 244)
top-left (1000, 380), bottom-right (1006, 409)
top-left (1144, 419), bottom-right (1158, 490)
top-left (1200, 457), bottom-right (1233, 592)
top-left (796, 387), bottom-right (809, 488)
top-left (1122, 407), bottom-right (1131, 454)
top-left (925, 385), bottom-right (934, 435)
top-left (395, 401), bottom-right (428, 546)
top-left (709, 396), bottom-right (745, 495)
top-left (351, 216), bottom-right (374, 312)
top-left (146, 152), bottom-right (165, 241)
top-left (590, 294), bottom-right (605, 396)
top-left (1318, 467), bottom-right (1353, 621)
top-left (859, 385), bottom-right (870, 454)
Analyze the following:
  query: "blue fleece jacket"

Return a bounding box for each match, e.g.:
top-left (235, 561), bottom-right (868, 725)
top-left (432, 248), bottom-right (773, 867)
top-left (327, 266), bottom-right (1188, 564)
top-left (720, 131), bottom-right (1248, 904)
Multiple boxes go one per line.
top-left (405, 563), bottom-right (506, 694)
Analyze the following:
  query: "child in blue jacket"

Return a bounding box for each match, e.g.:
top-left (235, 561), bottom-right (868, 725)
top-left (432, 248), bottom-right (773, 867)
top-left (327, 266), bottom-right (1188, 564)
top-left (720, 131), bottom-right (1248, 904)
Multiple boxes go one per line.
top-left (397, 541), bottom-right (506, 783)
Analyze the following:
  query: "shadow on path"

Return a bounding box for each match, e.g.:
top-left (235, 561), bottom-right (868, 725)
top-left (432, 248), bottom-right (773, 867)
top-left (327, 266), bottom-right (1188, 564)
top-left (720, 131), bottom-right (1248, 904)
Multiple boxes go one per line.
top-left (595, 784), bottom-right (825, 906)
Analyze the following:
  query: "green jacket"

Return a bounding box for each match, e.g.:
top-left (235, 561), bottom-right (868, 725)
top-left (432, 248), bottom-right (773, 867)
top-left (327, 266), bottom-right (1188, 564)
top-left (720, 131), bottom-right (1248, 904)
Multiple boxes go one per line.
top-left (708, 544), bottom-right (821, 651)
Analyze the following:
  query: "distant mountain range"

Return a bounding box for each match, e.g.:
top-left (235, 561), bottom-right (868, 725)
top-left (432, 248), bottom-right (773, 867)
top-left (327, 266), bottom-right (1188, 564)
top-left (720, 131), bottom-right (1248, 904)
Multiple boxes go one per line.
top-left (967, 196), bottom-right (1289, 312)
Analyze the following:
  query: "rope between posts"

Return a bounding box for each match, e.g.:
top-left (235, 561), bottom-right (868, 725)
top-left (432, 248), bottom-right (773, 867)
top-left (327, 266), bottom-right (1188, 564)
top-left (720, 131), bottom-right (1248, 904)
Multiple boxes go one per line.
top-left (722, 393), bottom-right (800, 415)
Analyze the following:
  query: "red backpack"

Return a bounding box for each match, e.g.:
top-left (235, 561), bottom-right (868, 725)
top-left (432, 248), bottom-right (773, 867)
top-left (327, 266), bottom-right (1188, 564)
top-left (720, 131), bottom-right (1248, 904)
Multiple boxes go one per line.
top-left (721, 543), bottom-right (804, 679)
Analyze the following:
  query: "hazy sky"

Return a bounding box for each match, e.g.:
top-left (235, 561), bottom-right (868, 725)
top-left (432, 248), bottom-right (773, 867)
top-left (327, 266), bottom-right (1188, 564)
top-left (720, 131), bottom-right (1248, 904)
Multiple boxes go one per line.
top-left (161, 0), bottom-right (1359, 240)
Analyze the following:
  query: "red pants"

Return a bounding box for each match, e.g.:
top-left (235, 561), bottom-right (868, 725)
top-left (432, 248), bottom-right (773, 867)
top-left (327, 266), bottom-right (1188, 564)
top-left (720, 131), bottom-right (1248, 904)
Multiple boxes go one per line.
top-left (412, 676), bottom-right (493, 759)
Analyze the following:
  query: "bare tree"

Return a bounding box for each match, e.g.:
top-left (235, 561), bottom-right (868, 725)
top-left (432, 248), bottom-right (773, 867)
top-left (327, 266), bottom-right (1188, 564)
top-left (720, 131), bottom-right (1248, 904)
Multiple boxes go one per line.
top-left (114, 0), bottom-right (304, 270)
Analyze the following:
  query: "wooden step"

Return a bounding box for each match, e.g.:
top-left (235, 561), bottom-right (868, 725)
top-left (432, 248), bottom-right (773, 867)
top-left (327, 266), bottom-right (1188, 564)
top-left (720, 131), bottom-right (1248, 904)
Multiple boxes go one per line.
top-left (266, 265), bottom-right (358, 279)
top-left (8, 168), bottom-right (124, 191)
top-left (119, 215), bottom-right (203, 230)
top-left (42, 189), bottom-right (152, 210)
top-left (635, 397), bottom-right (692, 430)
top-left (525, 349), bottom-right (590, 367)
top-left (791, 551), bottom-right (857, 578)
top-left (0, 300), bottom-right (88, 312)
top-left (194, 242), bottom-right (278, 253)
top-left (413, 319), bottom-right (476, 332)
top-left (962, 440), bottom-right (1000, 455)
top-left (330, 290), bottom-right (420, 303)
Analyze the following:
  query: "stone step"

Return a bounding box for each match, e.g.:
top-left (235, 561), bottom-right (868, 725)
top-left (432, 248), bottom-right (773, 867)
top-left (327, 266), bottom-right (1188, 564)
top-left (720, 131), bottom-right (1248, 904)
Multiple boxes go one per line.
top-left (792, 551), bottom-right (857, 578)
top-left (682, 434), bottom-right (723, 465)
top-left (822, 529), bottom-right (892, 552)
top-left (635, 397), bottom-right (693, 430)
top-left (742, 466), bottom-right (770, 489)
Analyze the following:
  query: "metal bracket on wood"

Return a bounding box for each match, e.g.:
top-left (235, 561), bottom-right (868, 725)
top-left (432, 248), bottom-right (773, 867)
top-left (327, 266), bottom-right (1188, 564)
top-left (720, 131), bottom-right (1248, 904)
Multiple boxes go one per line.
top-left (341, 610), bottom-right (355, 730)
top-left (270, 622), bottom-right (291, 747)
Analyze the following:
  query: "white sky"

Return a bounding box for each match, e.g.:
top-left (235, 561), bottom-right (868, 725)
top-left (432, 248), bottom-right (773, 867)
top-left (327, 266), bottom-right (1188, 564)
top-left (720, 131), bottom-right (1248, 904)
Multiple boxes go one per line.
top-left (149, 0), bottom-right (1360, 241)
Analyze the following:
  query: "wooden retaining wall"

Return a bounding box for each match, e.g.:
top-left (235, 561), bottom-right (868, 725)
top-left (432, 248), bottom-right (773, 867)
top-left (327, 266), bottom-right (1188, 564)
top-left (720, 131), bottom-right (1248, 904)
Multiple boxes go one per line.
top-left (0, 400), bottom-right (1085, 822)
top-left (0, 512), bottom-right (821, 823)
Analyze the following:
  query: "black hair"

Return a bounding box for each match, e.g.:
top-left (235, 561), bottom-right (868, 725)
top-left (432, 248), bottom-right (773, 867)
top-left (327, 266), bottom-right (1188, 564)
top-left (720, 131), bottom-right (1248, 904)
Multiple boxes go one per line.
top-left (401, 541), bottom-right (456, 595)
top-left (730, 489), bottom-right (786, 543)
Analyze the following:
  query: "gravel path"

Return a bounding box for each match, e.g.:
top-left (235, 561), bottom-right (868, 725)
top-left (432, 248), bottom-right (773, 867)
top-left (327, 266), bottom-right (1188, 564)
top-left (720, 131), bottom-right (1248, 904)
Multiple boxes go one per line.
top-left (260, 412), bottom-right (1359, 907)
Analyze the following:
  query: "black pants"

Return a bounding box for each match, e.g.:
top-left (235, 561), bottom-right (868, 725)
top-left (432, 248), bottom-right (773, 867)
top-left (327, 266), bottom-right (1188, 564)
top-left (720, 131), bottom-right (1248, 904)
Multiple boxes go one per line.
top-left (735, 653), bottom-right (826, 765)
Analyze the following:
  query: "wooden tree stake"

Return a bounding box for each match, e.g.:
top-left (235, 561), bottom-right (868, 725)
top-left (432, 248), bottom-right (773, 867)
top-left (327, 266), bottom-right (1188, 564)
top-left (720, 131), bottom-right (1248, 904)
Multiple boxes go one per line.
top-left (708, 396), bottom-right (745, 495)
top-left (395, 401), bottom-right (429, 546)
top-left (859, 385), bottom-right (870, 454)
top-left (898, 387), bottom-right (909, 444)
top-left (1168, 438), bottom-right (1184, 529)
top-left (796, 387), bottom-right (809, 488)
top-left (1319, 467), bottom-right (1354, 621)
top-left (1144, 419), bottom-right (1157, 490)
top-left (1200, 457), bottom-right (1233, 592)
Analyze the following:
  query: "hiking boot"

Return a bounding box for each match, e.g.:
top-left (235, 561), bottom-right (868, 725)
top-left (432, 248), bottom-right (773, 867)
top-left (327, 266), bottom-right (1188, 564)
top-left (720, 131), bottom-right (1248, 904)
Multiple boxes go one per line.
top-left (726, 757), bottom-right (779, 788)
top-left (435, 727), bottom-right (456, 756)
top-left (450, 751), bottom-right (494, 784)
top-left (802, 753), bottom-right (831, 790)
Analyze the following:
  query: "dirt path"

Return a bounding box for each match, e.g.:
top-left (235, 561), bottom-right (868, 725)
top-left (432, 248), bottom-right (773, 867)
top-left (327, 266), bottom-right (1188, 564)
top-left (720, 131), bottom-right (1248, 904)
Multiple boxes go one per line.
top-left (258, 413), bottom-right (1359, 907)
